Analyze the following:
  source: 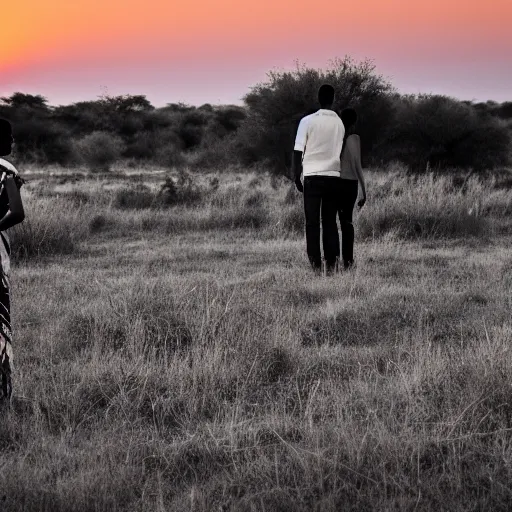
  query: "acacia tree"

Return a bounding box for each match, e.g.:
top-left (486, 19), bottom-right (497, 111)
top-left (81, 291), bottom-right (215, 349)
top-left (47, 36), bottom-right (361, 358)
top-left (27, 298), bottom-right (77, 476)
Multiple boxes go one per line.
top-left (234, 57), bottom-right (396, 176)
top-left (100, 94), bottom-right (154, 113)
top-left (74, 131), bottom-right (126, 172)
top-left (0, 93), bottom-right (76, 164)
top-left (0, 93), bottom-right (50, 112)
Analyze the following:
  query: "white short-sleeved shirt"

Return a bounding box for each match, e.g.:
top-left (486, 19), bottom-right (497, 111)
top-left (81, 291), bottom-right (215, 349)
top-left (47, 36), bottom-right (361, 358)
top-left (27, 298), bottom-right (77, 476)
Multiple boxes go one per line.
top-left (0, 158), bottom-right (17, 174)
top-left (294, 109), bottom-right (345, 177)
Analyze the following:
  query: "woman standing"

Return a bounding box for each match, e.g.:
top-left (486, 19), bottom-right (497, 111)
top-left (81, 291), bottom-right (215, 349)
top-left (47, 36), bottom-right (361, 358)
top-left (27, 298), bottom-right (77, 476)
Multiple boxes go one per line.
top-left (0, 119), bottom-right (25, 402)
top-left (338, 108), bottom-right (366, 270)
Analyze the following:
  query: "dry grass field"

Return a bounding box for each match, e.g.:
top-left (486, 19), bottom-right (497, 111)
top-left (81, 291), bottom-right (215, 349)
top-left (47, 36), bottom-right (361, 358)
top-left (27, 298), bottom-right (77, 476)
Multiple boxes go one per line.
top-left (1, 164), bottom-right (512, 511)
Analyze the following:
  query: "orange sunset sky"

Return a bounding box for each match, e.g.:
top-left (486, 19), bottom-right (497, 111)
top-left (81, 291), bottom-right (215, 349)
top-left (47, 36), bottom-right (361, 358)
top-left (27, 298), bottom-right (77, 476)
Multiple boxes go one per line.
top-left (1, 0), bottom-right (511, 106)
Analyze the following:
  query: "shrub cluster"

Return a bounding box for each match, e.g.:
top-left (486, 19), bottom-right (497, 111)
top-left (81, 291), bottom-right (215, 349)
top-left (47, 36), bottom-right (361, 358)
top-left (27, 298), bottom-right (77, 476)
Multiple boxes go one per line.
top-left (0, 93), bottom-right (246, 169)
top-left (380, 95), bottom-right (511, 171)
top-left (233, 58), bottom-right (511, 174)
top-left (1, 59), bottom-right (510, 173)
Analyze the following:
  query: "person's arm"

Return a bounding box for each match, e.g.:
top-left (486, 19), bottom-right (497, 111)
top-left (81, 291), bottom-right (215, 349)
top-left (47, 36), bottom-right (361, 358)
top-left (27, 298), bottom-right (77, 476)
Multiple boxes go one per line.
top-left (292, 150), bottom-right (303, 191)
top-left (0, 177), bottom-right (25, 231)
top-left (351, 135), bottom-right (367, 208)
top-left (292, 117), bottom-right (308, 193)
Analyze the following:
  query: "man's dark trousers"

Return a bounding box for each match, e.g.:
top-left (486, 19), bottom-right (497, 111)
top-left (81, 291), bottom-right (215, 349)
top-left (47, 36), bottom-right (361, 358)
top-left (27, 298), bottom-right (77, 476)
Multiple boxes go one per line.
top-left (303, 176), bottom-right (340, 272)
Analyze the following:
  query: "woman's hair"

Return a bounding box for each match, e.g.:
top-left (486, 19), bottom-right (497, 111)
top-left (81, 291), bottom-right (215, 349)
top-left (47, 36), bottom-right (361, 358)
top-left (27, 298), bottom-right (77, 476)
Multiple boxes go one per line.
top-left (341, 108), bottom-right (358, 128)
top-left (0, 119), bottom-right (11, 136)
top-left (340, 108), bottom-right (358, 162)
top-left (0, 119), bottom-right (25, 189)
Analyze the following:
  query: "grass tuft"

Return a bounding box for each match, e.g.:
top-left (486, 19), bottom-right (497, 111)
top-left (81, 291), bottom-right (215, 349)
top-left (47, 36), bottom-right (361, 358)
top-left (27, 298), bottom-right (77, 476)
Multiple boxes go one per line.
top-left (11, 196), bottom-right (88, 259)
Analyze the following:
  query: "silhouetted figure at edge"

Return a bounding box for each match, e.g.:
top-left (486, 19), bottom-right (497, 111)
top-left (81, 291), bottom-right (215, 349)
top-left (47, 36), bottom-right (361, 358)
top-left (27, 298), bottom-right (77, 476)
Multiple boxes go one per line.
top-left (0, 119), bottom-right (26, 403)
top-left (337, 108), bottom-right (367, 270)
top-left (292, 84), bottom-right (345, 274)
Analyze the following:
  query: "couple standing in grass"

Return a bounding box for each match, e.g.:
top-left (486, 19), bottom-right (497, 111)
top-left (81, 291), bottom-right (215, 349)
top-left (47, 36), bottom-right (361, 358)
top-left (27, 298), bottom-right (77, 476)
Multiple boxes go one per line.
top-left (292, 84), bottom-right (366, 274)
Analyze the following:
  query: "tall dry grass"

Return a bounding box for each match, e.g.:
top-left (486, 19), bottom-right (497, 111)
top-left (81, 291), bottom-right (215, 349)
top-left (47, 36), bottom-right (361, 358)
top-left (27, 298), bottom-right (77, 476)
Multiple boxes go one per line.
top-left (2, 167), bottom-right (511, 510)
top-left (15, 168), bottom-right (510, 257)
top-left (10, 195), bottom-right (89, 259)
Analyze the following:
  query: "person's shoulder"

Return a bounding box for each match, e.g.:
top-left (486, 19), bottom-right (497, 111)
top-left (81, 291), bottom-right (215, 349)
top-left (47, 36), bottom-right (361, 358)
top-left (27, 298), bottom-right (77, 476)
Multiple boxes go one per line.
top-left (334, 114), bottom-right (345, 126)
top-left (300, 111), bottom-right (317, 123)
top-left (345, 134), bottom-right (360, 154)
top-left (297, 113), bottom-right (312, 129)
top-left (0, 158), bottom-right (18, 174)
top-left (297, 111), bottom-right (319, 133)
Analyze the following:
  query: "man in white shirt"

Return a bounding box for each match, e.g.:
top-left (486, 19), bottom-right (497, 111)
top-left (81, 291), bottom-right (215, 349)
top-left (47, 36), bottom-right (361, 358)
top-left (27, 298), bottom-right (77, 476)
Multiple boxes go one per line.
top-left (292, 84), bottom-right (345, 273)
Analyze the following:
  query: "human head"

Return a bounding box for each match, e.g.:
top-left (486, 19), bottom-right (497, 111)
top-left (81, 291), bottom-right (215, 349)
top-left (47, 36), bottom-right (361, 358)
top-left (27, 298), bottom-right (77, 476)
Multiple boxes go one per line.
top-left (318, 84), bottom-right (335, 108)
top-left (341, 108), bottom-right (358, 133)
top-left (0, 119), bottom-right (13, 156)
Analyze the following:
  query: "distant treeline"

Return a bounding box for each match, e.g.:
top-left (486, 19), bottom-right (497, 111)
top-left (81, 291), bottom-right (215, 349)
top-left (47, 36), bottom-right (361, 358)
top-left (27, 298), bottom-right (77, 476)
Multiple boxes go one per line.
top-left (1, 57), bottom-right (511, 174)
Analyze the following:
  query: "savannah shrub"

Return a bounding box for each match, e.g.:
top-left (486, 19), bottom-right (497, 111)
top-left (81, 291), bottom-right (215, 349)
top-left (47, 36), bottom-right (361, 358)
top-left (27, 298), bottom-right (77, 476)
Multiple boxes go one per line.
top-left (383, 95), bottom-right (511, 171)
top-left (153, 128), bottom-right (186, 168)
top-left (236, 57), bottom-right (395, 174)
top-left (214, 106), bottom-right (247, 133)
top-left (175, 110), bottom-right (208, 149)
top-left (11, 118), bottom-right (74, 165)
top-left (73, 131), bottom-right (126, 172)
top-left (158, 170), bottom-right (203, 206)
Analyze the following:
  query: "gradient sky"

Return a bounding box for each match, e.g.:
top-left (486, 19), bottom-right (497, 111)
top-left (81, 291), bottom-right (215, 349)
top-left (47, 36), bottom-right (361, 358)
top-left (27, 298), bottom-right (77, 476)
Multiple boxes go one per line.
top-left (1, 0), bottom-right (511, 107)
